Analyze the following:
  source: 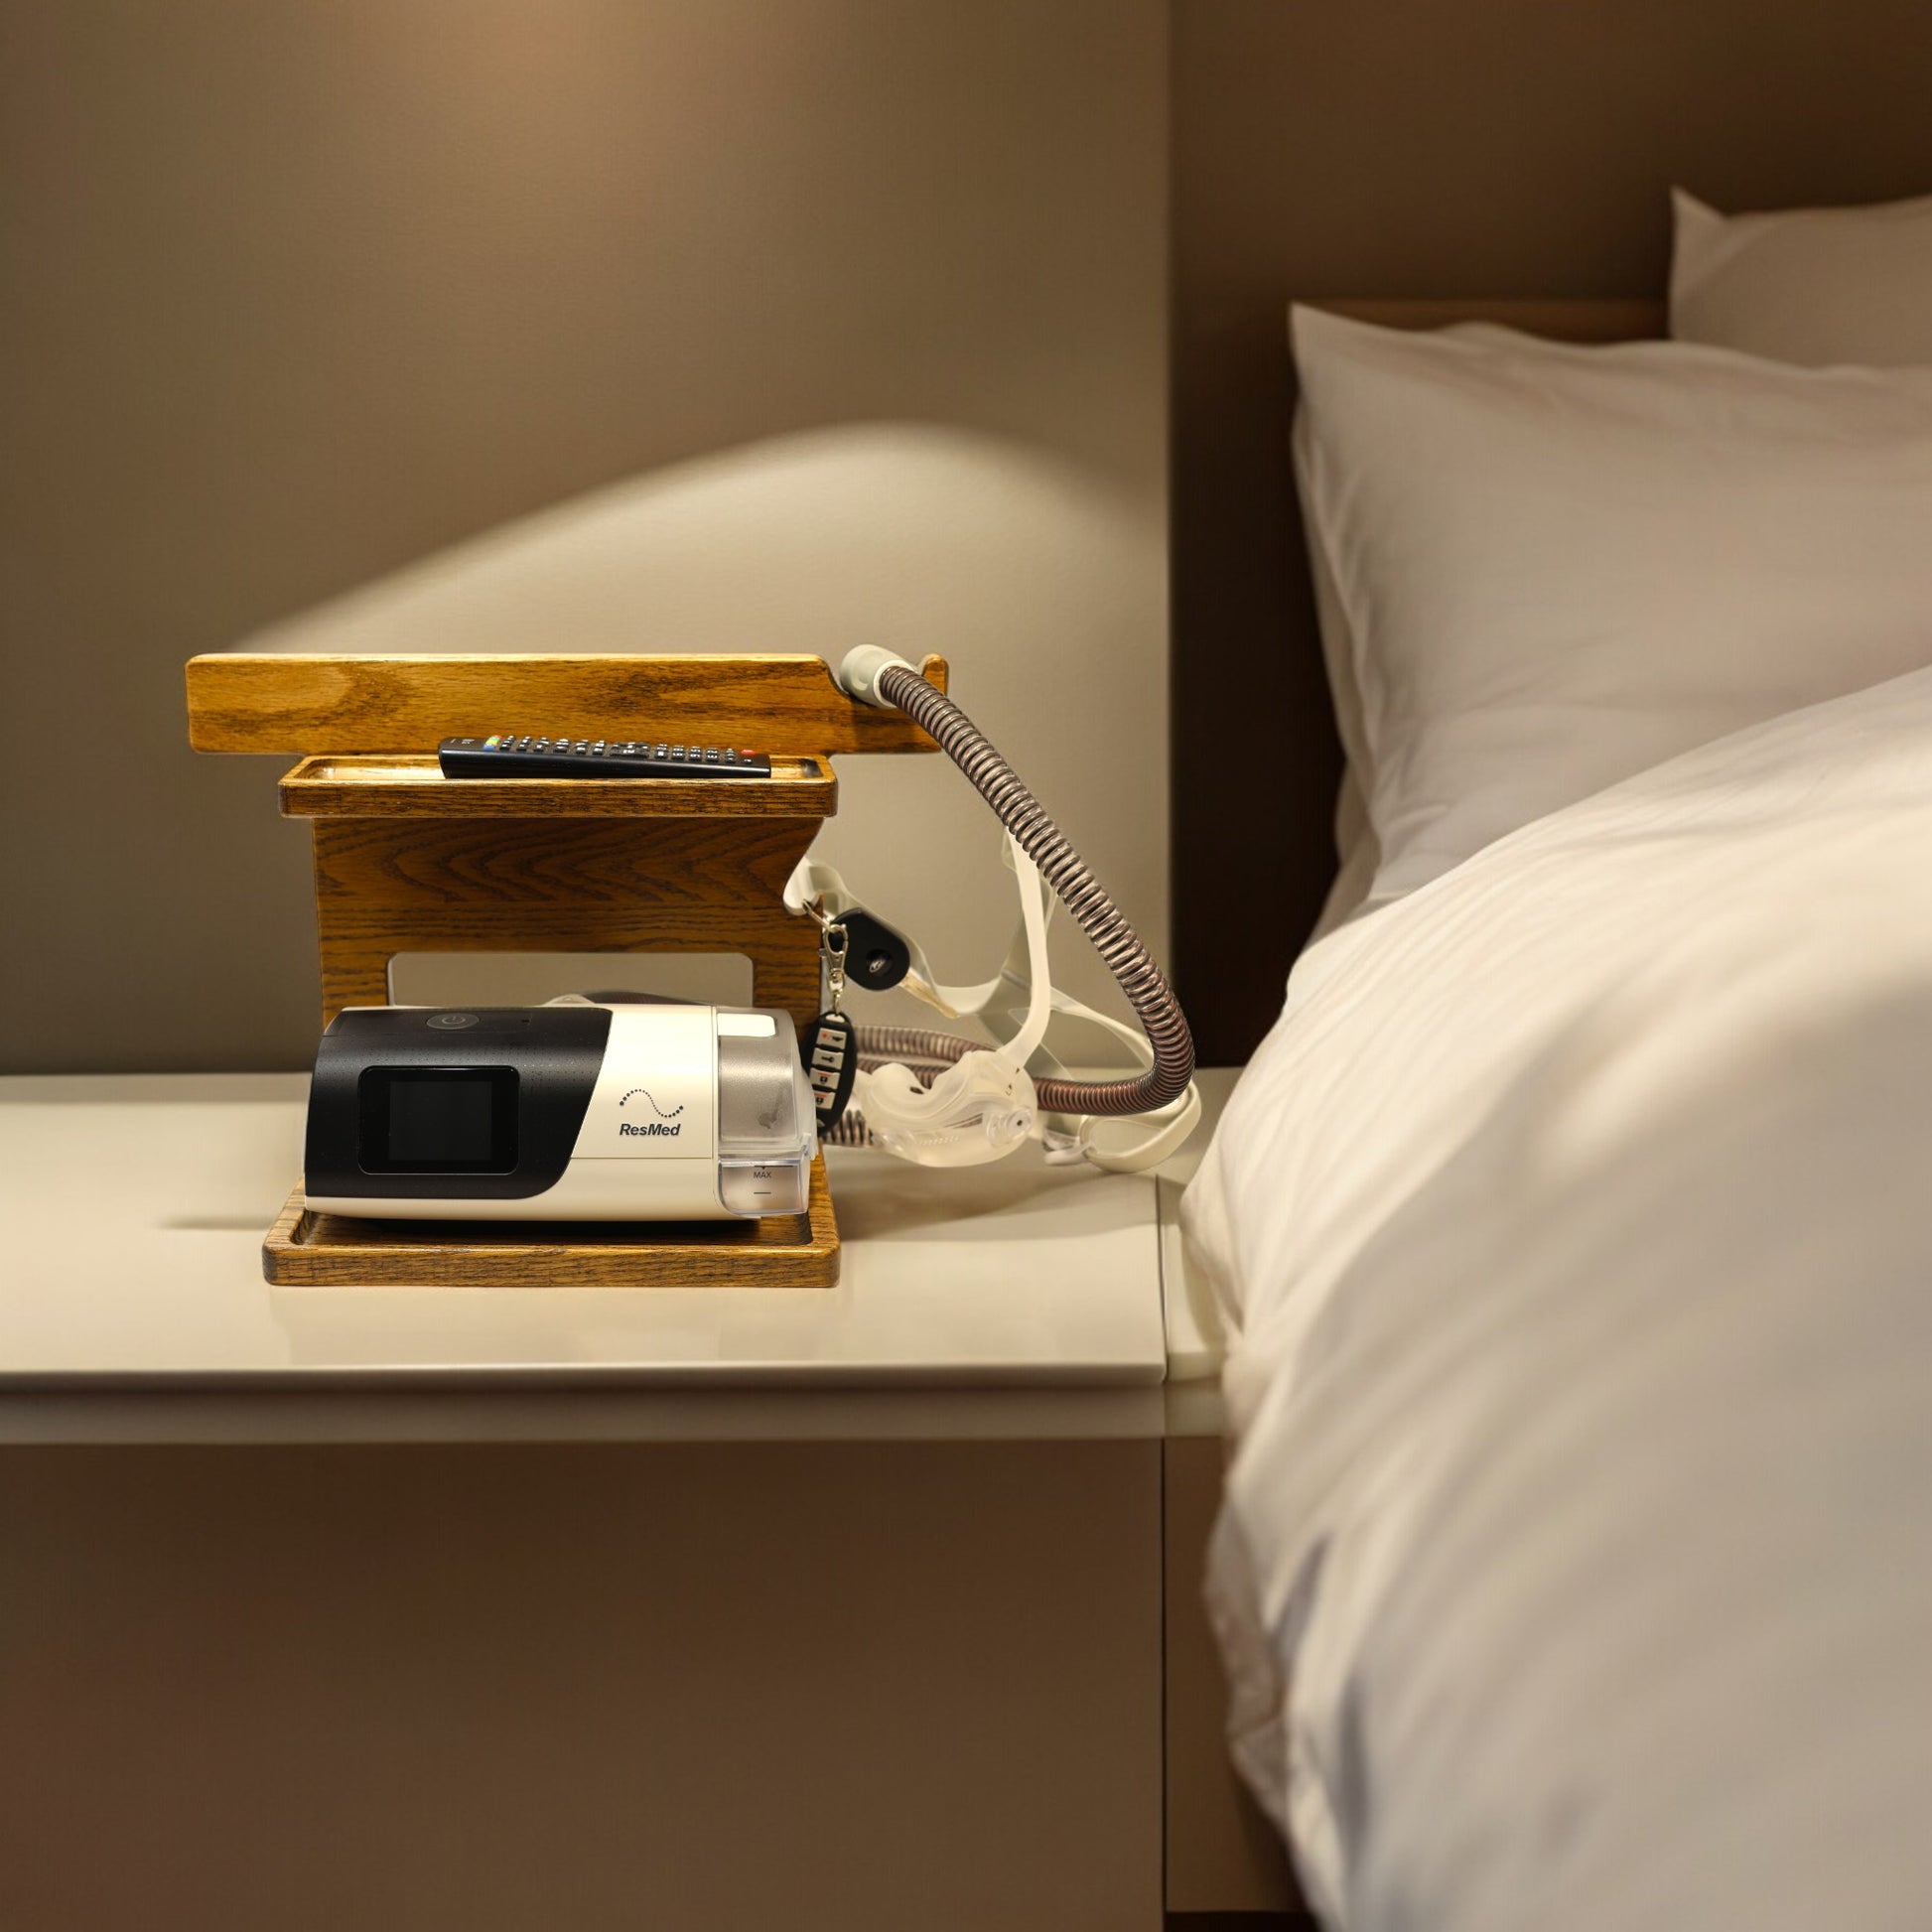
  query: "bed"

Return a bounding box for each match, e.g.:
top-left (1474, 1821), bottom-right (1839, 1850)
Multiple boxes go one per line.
top-left (1179, 262), bottom-right (1932, 1927)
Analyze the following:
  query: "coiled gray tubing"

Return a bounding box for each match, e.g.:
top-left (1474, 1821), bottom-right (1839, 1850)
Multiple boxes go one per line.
top-left (854, 661), bottom-right (1195, 1120)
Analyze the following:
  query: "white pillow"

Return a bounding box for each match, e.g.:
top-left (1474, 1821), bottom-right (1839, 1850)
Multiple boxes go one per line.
top-left (1672, 186), bottom-right (1932, 366)
top-left (1292, 306), bottom-right (1932, 903)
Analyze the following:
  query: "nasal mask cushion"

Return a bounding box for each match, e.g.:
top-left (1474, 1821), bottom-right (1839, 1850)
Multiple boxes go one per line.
top-left (860, 1051), bottom-right (1037, 1167)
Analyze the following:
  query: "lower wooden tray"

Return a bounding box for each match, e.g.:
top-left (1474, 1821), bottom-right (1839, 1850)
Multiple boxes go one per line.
top-left (262, 1155), bottom-right (838, 1288)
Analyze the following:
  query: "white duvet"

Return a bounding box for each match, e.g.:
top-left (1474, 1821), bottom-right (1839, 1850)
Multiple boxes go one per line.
top-left (1182, 667), bottom-right (1932, 1930)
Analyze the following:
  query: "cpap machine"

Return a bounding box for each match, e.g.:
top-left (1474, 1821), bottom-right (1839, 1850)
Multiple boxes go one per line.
top-left (300, 647), bottom-right (1198, 1219)
top-left (304, 1000), bottom-right (816, 1221)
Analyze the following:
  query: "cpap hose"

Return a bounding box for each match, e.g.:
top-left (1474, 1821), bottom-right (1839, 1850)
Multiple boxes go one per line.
top-left (855, 1024), bottom-right (982, 1068)
top-left (837, 647), bottom-right (1195, 1119)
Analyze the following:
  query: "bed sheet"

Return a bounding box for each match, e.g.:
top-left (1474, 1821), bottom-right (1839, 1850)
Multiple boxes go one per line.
top-left (1182, 666), bottom-right (1932, 1929)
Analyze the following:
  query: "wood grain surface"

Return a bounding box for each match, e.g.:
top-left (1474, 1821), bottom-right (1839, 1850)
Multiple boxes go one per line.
top-left (262, 1155), bottom-right (840, 1288)
top-left (279, 755), bottom-right (836, 820)
top-left (187, 652), bottom-right (948, 757)
top-left (307, 815), bottom-right (827, 1035)
top-left (309, 815), bottom-right (822, 904)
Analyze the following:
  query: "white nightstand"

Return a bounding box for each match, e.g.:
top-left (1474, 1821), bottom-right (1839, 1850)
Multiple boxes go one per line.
top-left (0, 1073), bottom-right (1290, 1932)
top-left (0, 1073), bottom-right (1179, 1432)
top-left (0, 1071), bottom-right (1292, 1931)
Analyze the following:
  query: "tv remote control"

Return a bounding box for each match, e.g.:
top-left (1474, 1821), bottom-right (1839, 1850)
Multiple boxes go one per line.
top-left (438, 735), bottom-right (772, 779)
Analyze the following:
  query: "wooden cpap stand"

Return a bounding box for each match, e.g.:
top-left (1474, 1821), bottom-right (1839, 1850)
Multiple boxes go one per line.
top-left (186, 652), bottom-right (947, 1288)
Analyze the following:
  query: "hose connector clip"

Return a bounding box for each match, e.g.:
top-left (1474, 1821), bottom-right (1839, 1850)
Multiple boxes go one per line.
top-left (837, 645), bottom-right (916, 709)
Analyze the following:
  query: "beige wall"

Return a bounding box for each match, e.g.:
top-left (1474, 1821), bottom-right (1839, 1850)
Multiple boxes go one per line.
top-left (16, 2), bottom-right (1932, 1072)
top-left (1, 0), bottom-right (1167, 1072)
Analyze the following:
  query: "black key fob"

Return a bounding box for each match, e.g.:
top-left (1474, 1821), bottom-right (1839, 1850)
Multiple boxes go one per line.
top-left (799, 1011), bottom-right (858, 1131)
top-left (840, 909), bottom-right (911, 994)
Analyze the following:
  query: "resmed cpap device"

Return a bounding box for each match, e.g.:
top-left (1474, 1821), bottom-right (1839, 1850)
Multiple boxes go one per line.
top-left (303, 1002), bottom-right (817, 1220)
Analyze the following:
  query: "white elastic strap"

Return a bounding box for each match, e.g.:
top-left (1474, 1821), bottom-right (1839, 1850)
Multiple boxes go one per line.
top-left (1002, 846), bottom-right (1053, 1067)
top-left (1045, 1084), bottom-right (1202, 1173)
top-left (784, 850), bottom-right (1199, 1173)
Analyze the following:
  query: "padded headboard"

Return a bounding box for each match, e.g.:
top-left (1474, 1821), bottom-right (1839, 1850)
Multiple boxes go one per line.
top-left (1168, 0), bottom-right (1932, 1062)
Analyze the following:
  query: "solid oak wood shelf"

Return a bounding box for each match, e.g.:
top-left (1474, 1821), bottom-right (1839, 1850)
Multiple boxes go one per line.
top-left (188, 651), bottom-right (950, 1290)
top-left (186, 651), bottom-right (948, 757)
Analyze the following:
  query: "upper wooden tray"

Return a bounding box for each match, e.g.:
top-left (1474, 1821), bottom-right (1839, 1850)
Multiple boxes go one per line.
top-left (279, 754), bottom-right (837, 819)
top-left (187, 652), bottom-right (948, 758)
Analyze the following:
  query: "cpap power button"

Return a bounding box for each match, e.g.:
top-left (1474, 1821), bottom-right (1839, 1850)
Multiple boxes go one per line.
top-left (428, 1012), bottom-right (481, 1030)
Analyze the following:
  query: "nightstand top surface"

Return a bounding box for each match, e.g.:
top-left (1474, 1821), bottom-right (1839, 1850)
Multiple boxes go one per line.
top-left (0, 1072), bottom-right (1229, 1444)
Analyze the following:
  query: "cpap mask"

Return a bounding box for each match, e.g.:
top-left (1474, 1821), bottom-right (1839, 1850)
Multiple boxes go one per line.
top-left (785, 647), bottom-right (1199, 1175)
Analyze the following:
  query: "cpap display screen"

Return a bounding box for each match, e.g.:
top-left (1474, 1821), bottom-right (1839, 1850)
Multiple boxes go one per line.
top-left (358, 1067), bottom-right (518, 1173)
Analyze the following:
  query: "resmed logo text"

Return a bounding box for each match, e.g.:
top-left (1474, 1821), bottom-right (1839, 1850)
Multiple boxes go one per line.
top-left (619, 1120), bottom-right (681, 1138)
top-left (620, 1087), bottom-right (685, 1119)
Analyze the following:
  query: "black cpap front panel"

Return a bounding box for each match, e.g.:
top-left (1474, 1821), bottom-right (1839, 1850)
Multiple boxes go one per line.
top-left (304, 1006), bottom-right (611, 1201)
top-left (359, 1067), bottom-right (519, 1173)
